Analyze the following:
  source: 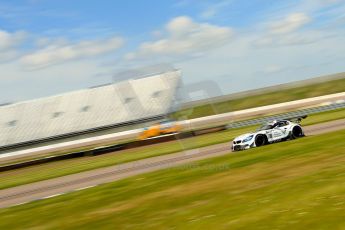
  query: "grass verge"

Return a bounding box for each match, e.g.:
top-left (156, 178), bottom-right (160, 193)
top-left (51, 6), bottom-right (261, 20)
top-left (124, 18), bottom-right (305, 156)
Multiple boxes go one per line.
top-left (302, 107), bottom-right (345, 126)
top-left (172, 77), bottom-right (345, 119)
top-left (0, 129), bottom-right (344, 229)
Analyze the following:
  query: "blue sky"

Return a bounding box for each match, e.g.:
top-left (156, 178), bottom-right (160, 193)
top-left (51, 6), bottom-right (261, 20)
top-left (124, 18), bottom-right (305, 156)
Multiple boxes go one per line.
top-left (1, 0), bottom-right (345, 103)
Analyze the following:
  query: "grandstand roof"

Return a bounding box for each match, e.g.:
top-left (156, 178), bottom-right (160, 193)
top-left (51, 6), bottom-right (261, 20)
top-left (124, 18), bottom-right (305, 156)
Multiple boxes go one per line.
top-left (0, 70), bottom-right (181, 148)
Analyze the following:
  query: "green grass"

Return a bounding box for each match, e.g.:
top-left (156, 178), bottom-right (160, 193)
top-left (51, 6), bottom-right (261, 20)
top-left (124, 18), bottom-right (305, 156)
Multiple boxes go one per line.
top-left (172, 77), bottom-right (345, 119)
top-left (303, 108), bottom-right (345, 126)
top-left (1, 129), bottom-right (344, 229)
top-left (0, 108), bottom-right (344, 190)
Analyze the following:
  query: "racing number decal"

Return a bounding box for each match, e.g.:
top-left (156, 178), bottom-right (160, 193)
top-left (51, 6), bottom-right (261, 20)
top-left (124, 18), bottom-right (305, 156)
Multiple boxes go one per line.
top-left (273, 129), bottom-right (284, 139)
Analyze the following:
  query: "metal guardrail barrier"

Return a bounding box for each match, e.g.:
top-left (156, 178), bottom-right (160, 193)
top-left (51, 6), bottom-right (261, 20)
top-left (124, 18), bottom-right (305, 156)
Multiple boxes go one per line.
top-left (227, 101), bottom-right (345, 129)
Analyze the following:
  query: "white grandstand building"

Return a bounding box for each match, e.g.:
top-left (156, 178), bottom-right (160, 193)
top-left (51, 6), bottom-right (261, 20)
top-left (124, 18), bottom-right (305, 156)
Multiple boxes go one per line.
top-left (0, 70), bottom-right (181, 150)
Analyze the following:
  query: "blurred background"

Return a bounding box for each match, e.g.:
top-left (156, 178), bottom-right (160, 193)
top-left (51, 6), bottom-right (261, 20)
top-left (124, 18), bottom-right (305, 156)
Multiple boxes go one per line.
top-left (0, 1), bottom-right (345, 229)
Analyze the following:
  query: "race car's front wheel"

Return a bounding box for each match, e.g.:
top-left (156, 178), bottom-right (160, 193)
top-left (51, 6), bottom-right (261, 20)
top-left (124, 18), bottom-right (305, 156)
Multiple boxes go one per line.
top-left (255, 135), bottom-right (267, 147)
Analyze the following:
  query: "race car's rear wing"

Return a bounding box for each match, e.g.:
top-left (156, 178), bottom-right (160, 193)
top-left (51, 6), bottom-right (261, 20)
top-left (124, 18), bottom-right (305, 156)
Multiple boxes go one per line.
top-left (286, 115), bottom-right (308, 123)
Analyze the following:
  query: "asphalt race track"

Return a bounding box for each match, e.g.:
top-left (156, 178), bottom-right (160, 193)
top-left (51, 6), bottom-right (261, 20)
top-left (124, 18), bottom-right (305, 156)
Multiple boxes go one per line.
top-left (0, 119), bottom-right (344, 209)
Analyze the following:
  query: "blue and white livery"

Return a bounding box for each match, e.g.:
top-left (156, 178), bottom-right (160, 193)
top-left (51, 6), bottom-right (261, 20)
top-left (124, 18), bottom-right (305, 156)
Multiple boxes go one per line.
top-left (232, 116), bottom-right (306, 151)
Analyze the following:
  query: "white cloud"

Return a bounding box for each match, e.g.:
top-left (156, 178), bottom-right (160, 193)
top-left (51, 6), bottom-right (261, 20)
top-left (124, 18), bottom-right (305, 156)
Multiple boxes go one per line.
top-left (0, 50), bottom-right (18, 61)
top-left (0, 30), bottom-right (25, 50)
top-left (125, 16), bottom-right (233, 60)
top-left (2, 1), bottom-right (345, 104)
top-left (0, 29), bottom-right (26, 61)
top-left (254, 32), bottom-right (323, 47)
top-left (263, 65), bottom-right (283, 74)
top-left (20, 36), bottom-right (124, 69)
top-left (253, 12), bottom-right (315, 47)
top-left (318, 0), bottom-right (344, 4)
top-left (199, 0), bottom-right (233, 19)
top-left (200, 8), bottom-right (217, 19)
top-left (269, 13), bottom-right (311, 34)
top-left (0, 58), bottom-right (108, 103)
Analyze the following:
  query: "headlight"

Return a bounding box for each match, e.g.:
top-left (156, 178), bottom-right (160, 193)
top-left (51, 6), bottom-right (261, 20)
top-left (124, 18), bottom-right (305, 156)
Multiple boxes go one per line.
top-left (243, 135), bottom-right (253, 142)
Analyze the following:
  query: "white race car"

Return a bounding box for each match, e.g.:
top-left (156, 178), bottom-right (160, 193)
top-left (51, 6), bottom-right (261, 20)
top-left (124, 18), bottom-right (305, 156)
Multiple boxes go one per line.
top-left (232, 116), bottom-right (306, 151)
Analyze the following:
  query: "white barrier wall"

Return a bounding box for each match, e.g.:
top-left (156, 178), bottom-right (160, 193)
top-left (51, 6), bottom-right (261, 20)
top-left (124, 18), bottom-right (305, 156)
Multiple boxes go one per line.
top-left (0, 70), bottom-right (181, 147)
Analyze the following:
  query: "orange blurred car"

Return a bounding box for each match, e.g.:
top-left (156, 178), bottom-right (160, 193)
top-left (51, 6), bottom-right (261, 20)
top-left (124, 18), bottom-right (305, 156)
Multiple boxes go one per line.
top-left (139, 120), bottom-right (181, 140)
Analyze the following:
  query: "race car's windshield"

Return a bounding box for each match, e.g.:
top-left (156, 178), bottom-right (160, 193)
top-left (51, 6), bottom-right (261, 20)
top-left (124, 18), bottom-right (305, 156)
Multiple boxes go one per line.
top-left (257, 124), bottom-right (273, 131)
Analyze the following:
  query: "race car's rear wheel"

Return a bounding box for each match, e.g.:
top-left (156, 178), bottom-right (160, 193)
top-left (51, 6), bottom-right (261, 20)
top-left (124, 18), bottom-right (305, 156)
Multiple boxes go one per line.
top-left (290, 126), bottom-right (304, 139)
top-left (255, 135), bottom-right (267, 147)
